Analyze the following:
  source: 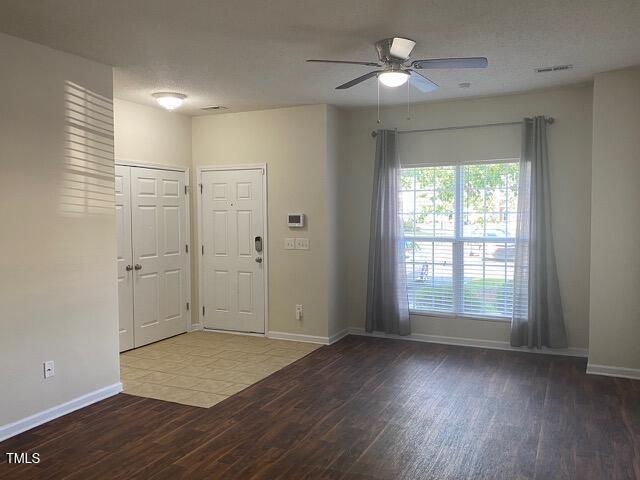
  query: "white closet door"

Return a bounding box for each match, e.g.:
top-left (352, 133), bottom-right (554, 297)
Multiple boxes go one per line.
top-left (115, 165), bottom-right (134, 352)
top-left (201, 168), bottom-right (265, 333)
top-left (131, 167), bottom-right (188, 347)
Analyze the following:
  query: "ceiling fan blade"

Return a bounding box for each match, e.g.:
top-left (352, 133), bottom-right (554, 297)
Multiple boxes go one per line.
top-left (389, 37), bottom-right (416, 60)
top-left (411, 57), bottom-right (488, 69)
top-left (336, 70), bottom-right (382, 90)
top-left (307, 59), bottom-right (381, 67)
top-left (409, 71), bottom-right (439, 92)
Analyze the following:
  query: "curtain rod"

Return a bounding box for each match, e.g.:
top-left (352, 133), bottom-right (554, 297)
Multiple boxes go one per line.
top-left (370, 117), bottom-right (554, 138)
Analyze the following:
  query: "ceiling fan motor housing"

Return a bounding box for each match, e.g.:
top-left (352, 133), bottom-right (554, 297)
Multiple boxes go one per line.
top-left (375, 37), bottom-right (416, 65)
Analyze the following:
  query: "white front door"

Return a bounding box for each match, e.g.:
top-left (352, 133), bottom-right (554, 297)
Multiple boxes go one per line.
top-left (130, 166), bottom-right (189, 347)
top-left (201, 168), bottom-right (265, 333)
top-left (115, 165), bottom-right (134, 352)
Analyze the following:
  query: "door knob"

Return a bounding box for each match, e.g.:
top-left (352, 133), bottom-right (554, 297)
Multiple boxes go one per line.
top-left (125, 264), bottom-right (133, 272)
top-left (255, 257), bottom-right (263, 263)
top-left (134, 264), bottom-right (142, 270)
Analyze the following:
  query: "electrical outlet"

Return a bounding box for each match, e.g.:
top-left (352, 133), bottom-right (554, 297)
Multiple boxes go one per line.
top-left (43, 360), bottom-right (55, 379)
top-left (295, 304), bottom-right (303, 320)
top-left (295, 238), bottom-right (309, 250)
top-left (284, 238), bottom-right (296, 250)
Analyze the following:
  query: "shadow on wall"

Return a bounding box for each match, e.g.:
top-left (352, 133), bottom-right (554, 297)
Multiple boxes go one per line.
top-left (59, 80), bottom-right (114, 216)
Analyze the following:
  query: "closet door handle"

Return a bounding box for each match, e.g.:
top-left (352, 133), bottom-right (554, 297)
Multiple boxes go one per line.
top-left (134, 264), bottom-right (142, 271)
top-left (125, 264), bottom-right (133, 272)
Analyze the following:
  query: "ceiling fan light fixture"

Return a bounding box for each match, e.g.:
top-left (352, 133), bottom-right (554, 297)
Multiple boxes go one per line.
top-left (152, 92), bottom-right (187, 110)
top-left (378, 70), bottom-right (409, 88)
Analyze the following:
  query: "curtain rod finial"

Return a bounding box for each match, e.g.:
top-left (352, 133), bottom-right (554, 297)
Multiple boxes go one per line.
top-left (547, 117), bottom-right (555, 124)
top-left (371, 131), bottom-right (378, 138)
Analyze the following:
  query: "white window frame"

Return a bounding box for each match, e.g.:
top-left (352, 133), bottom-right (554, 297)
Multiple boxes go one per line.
top-left (403, 157), bottom-right (519, 322)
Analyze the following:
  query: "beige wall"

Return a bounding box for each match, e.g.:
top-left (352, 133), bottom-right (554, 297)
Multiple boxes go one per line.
top-left (326, 105), bottom-right (349, 338)
top-left (340, 85), bottom-right (593, 350)
top-left (113, 98), bottom-right (192, 168)
top-left (589, 68), bottom-right (640, 370)
top-left (192, 105), bottom-right (337, 338)
top-left (0, 33), bottom-right (120, 427)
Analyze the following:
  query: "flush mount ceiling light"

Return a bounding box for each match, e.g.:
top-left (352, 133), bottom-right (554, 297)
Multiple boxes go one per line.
top-left (378, 70), bottom-right (410, 87)
top-left (152, 92), bottom-right (186, 110)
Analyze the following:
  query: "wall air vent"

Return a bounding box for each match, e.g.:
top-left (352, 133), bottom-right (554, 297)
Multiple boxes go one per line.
top-left (200, 105), bottom-right (228, 111)
top-left (535, 64), bottom-right (573, 73)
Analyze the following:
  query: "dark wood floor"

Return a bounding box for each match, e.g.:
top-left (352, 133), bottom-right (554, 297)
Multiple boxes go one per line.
top-left (2, 336), bottom-right (640, 479)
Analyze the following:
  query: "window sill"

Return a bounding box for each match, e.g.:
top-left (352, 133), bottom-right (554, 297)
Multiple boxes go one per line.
top-left (408, 310), bottom-right (511, 323)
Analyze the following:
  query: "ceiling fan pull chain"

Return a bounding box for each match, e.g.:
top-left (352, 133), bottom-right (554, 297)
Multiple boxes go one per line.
top-left (377, 75), bottom-right (381, 124)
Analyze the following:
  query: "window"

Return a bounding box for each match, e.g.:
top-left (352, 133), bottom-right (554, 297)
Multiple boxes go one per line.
top-left (400, 161), bottom-right (520, 319)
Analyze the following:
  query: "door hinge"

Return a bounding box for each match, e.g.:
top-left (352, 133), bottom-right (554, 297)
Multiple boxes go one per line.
top-left (184, 185), bottom-right (190, 195)
top-left (186, 302), bottom-right (190, 311)
top-left (199, 183), bottom-right (203, 194)
top-left (202, 306), bottom-right (205, 316)
top-left (201, 245), bottom-right (204, 255)
top-left (185, 244), bottom-right (189, 253)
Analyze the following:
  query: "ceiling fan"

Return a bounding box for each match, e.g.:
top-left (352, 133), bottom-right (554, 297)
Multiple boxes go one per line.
top-left (307, 37), bottom-right (488, 92)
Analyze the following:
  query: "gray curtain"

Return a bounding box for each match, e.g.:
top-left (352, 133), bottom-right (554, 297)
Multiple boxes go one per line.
top-left (366, 130), bottom-right (410, 335)
top-left (511, 117), bottom-right (568, 348)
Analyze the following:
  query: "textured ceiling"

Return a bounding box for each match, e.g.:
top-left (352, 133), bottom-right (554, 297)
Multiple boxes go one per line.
top-left (1, 0), bottom-right (639, 115)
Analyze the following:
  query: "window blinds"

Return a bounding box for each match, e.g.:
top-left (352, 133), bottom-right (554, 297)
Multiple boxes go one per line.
top-left (401, 161), bottom-right (520, 319)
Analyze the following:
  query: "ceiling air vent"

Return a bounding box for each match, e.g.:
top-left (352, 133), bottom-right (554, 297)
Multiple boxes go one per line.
top-left (200, 105), bottom-right (228, 111)
top-left (535, 64), bottom-right (573, 73)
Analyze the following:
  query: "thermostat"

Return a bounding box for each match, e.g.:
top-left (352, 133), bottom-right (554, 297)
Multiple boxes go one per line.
top-left (287, 213), bottom-right (305, 227)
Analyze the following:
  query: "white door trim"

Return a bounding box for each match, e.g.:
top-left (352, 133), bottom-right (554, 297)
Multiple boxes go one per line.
top-left (196, 164), bottom-right (269, 336)
top-left (116, 160), bottom-right (192, 336)
top-left (116, 158), bottom-right (189, 173)
top-left (115, 165), bottom-right (134, 352)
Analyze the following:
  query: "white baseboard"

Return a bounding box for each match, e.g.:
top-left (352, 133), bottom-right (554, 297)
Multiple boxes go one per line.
top-left (199, 329), bottom-right (348, 346)
top-left (586, 363), bottom-right (640, 380)
top-left (0, 382), bottom-right (122, 442)
top-left (201, 327), bottom-right (266, 338)
top-left (347, 327), bottom-right (588, 358)
top-left (189, 322), bottom-right (202, 332)
top-left (328, 328), bottom-right (349, 345)
top-left (267, 331), bottom-right (332, 345)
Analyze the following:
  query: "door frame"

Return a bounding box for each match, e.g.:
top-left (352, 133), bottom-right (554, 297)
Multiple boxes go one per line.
top-left (115, 159), bottom-right (193, 335)
top-left (115, 165), bottom-right (134, 352)
top-left (196, 164), bottom-right (269, 336)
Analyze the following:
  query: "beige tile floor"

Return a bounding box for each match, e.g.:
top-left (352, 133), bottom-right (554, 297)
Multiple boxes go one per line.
top-left (120, 331), bottom-right (320, 408)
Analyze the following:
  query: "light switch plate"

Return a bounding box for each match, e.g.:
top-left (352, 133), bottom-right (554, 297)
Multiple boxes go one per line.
top-left (284, 238), bottom-right (296, 250)
top-left (295, 238), bottom-right (310, 250)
